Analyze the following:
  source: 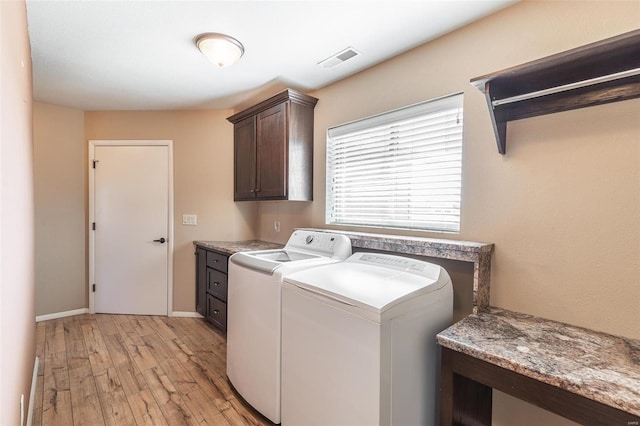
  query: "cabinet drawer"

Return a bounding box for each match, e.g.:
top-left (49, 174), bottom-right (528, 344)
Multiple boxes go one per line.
top-left (206, 251), bottom-right (228, 273)
top-left (206, 268), bottom-right (228, 302)
top-left (206, 294), bottom-right (227, 331)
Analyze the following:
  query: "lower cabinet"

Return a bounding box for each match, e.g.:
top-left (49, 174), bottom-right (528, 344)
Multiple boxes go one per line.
top-left (206, 294), bottom-right (227, 331)
top-left (195, 247), bottom-right (229, 332)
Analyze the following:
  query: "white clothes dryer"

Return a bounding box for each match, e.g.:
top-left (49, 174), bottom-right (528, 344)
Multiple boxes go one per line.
top-left (281, 252), bottom-right (453, 426)
top-left (226, 230), bottom-right (351, 424)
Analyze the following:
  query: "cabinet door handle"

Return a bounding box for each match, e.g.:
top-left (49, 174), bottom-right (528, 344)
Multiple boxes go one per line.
top-left (213, 281), bottom-right (220, 286)
top-left (213, 309), bottom-right (220, 315)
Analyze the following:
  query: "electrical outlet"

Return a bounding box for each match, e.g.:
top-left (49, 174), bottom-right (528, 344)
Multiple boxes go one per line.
top-left (182, 214), bottom-right (198, 226)
top-left (274, 221), bottom-right (280, 232)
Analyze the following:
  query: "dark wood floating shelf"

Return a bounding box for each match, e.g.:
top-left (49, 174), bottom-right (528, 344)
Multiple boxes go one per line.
top-left (472, 29), bottom-right (640, 154)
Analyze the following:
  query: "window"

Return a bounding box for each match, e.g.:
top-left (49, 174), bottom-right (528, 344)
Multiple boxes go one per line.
top-left (326, 93), bottom-right (463, 233)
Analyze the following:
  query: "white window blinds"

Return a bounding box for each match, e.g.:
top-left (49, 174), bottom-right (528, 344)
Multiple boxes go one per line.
top-left (326, 93), bottom-right (463, 233)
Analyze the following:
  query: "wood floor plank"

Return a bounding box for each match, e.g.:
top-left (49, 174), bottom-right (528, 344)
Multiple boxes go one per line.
top-left (111, 314), bottom-right (136, 336)
top-left (150, 316), bottom-right (180, 340)
top-left (178, 378), bottom-right (231, 426)
top-left (178, 354), bottom-right (234, 412)
top-left (63, 316), bottom-right (105, 426)
top-left (34, 314), bottom-right (276, 426)
top-left (163, 318), bottom-right (214, 352)
top-left (102, 333), bottom-right (150, 396)
top-left (143, 366), bottom-right (198, 426)
top-left (161, 335), bottom-right (194, 364)
top-left (194, 349), bottom-right (227, 380)
top-left (36, 322), bottom-right (46, 376)
top-left (42, 386), bottom-right (73, 426)
top-left (67, 357), bottom-right (105, 426)
top-left (225, 397), bottom-right (273, 426)
top-left (63, 316), bottom-right (87, 360)
top-left (163, 318), bottom-right (228, 373)
top-left (42, 319), bottom-right (74, 425)
top-left (81, 318), bottom-right (114, 374)
top-left (36, 320), bottom-right (47, 344)
top-left (102, 333), bottom-right (132, 368)
top-left (45, 319), bottom-right (66, 359)
top-left (32, 374), bottom-right (44, 426)
top-left (141, 333), bottom-right (230, 424)
top-left (119, 327), bottom-right (159, 373)
top-left (114, 363), bottom-right (150, 398)
top-left (94, 314), bottom-right (119, 336)
top-left (128, 315), bottom-right (157, 337)
top-left (93, 367), bottom-right (136, 426)
top-left (126, 389), bottom-right (168, 426)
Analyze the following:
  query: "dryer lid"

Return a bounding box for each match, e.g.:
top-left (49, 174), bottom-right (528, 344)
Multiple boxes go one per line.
top-left (284, 252), bottom-right (451, 314)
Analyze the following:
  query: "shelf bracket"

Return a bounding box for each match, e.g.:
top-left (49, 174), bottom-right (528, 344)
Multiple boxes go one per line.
top-left (482, 81), bottom-right (507, 155)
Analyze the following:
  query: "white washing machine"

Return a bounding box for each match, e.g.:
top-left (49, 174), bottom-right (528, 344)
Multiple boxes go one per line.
top-left (226, 230), bottom-right (352, 424)
top-left (281, 252), bottom-right (453, 426)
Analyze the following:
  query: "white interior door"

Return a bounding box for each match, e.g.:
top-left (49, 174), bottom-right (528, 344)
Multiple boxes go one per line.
top-left (92, 142), bottom-right (172, 315)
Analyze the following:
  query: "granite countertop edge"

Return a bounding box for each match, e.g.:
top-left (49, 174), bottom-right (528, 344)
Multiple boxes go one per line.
top-left (193, 240), bottom-right (284, 255)
top-left (298, 227), bottom-right (495, 255)
top-left (437, 307), bottom-right (640, 416)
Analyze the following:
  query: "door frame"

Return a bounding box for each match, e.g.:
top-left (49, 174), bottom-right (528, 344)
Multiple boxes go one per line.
top-left (88, 140), bottom-right (175, 316)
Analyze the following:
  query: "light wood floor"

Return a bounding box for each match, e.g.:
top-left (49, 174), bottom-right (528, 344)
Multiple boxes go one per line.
top-left (33, 314), bottom-right (276, 425)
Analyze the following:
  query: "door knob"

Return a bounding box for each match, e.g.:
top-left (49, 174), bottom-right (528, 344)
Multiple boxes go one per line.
top-left (153, 237), bottom-right (166, 244)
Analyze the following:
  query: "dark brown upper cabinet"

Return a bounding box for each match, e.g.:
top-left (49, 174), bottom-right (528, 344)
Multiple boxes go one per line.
top-left (472, 29), bottom-right (640, 155)
top-left (227, 89), bottom-right (318, 201)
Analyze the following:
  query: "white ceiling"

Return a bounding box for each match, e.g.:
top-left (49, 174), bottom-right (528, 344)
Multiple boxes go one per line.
top-left (26, 0), bottom-right (516, 111)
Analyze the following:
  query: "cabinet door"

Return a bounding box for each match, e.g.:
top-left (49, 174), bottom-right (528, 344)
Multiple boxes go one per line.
top-left (256, 102), bottom-right (287, 199)
top-left (206, 293), bottom-right (227, 331)
top-left (195, 248), bottom-right (207, 317)
top-left (206, 267), bottom-right (228, 302)
top-left (234, 116), bottom-right (257, 200)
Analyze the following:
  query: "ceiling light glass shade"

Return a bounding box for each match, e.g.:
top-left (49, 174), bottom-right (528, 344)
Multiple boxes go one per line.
top-left (196, 33), bottom-right (244, 67)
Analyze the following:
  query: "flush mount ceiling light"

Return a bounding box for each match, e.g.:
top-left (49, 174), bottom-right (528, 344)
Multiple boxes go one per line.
top-left (195, 33), bottom-right (244, 68)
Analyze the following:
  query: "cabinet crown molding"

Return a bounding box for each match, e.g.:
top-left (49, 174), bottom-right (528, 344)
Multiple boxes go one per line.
top-left (227, 88), bottom-right (319, 124)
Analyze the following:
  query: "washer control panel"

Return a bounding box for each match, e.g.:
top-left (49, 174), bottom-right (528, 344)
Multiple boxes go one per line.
top-left (285, 230), bottom-right (352, 259)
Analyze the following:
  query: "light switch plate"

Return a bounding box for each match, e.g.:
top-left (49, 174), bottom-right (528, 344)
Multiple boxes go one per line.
top-left (183, 214), bottom-right (198, 226)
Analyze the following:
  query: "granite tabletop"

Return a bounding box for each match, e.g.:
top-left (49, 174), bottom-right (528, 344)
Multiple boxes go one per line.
top-left (194, 240), bottom-right (283, 256)
top-left (437, 308), bottom-right (640, 417)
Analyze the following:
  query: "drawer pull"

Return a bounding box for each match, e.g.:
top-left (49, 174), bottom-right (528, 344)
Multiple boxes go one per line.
top-left (213, 309), bottom-right (220, 315)
top-left (214, 281), bottom-right (220, 286)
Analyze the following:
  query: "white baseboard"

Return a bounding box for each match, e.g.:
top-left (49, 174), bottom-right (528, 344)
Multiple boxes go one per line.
top-left (172, 311), bottom-right (204, 318)
top-left (26, 356), bottom-right (38, 426)
top-left (35, 308), bottom-right (89, 322)
top-left (36, 308), bottom-right (202, 321)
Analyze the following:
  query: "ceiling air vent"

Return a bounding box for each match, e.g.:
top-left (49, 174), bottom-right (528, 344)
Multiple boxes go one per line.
top-left (318, 47), bottom-right (360, 69)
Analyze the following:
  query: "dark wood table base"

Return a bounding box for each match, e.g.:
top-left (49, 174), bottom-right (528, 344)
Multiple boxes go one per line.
top-left (439, 347), bottom-right (640, 425)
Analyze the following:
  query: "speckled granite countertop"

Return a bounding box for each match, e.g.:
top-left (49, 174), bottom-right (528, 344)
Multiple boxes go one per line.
top-left (194, 240), bottom-right (283, 256)
top-left (437, 308), bottom-right (640, 416)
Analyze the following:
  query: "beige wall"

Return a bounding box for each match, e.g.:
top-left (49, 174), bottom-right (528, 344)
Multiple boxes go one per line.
top-left (84, 110), bottom-right (258, 312)
top-left (33, 102), bottom-right (86, 316)
top-left (256, 2), bottom-right (639, 424)
top-left (0, 0), bottom-right (36, 423)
